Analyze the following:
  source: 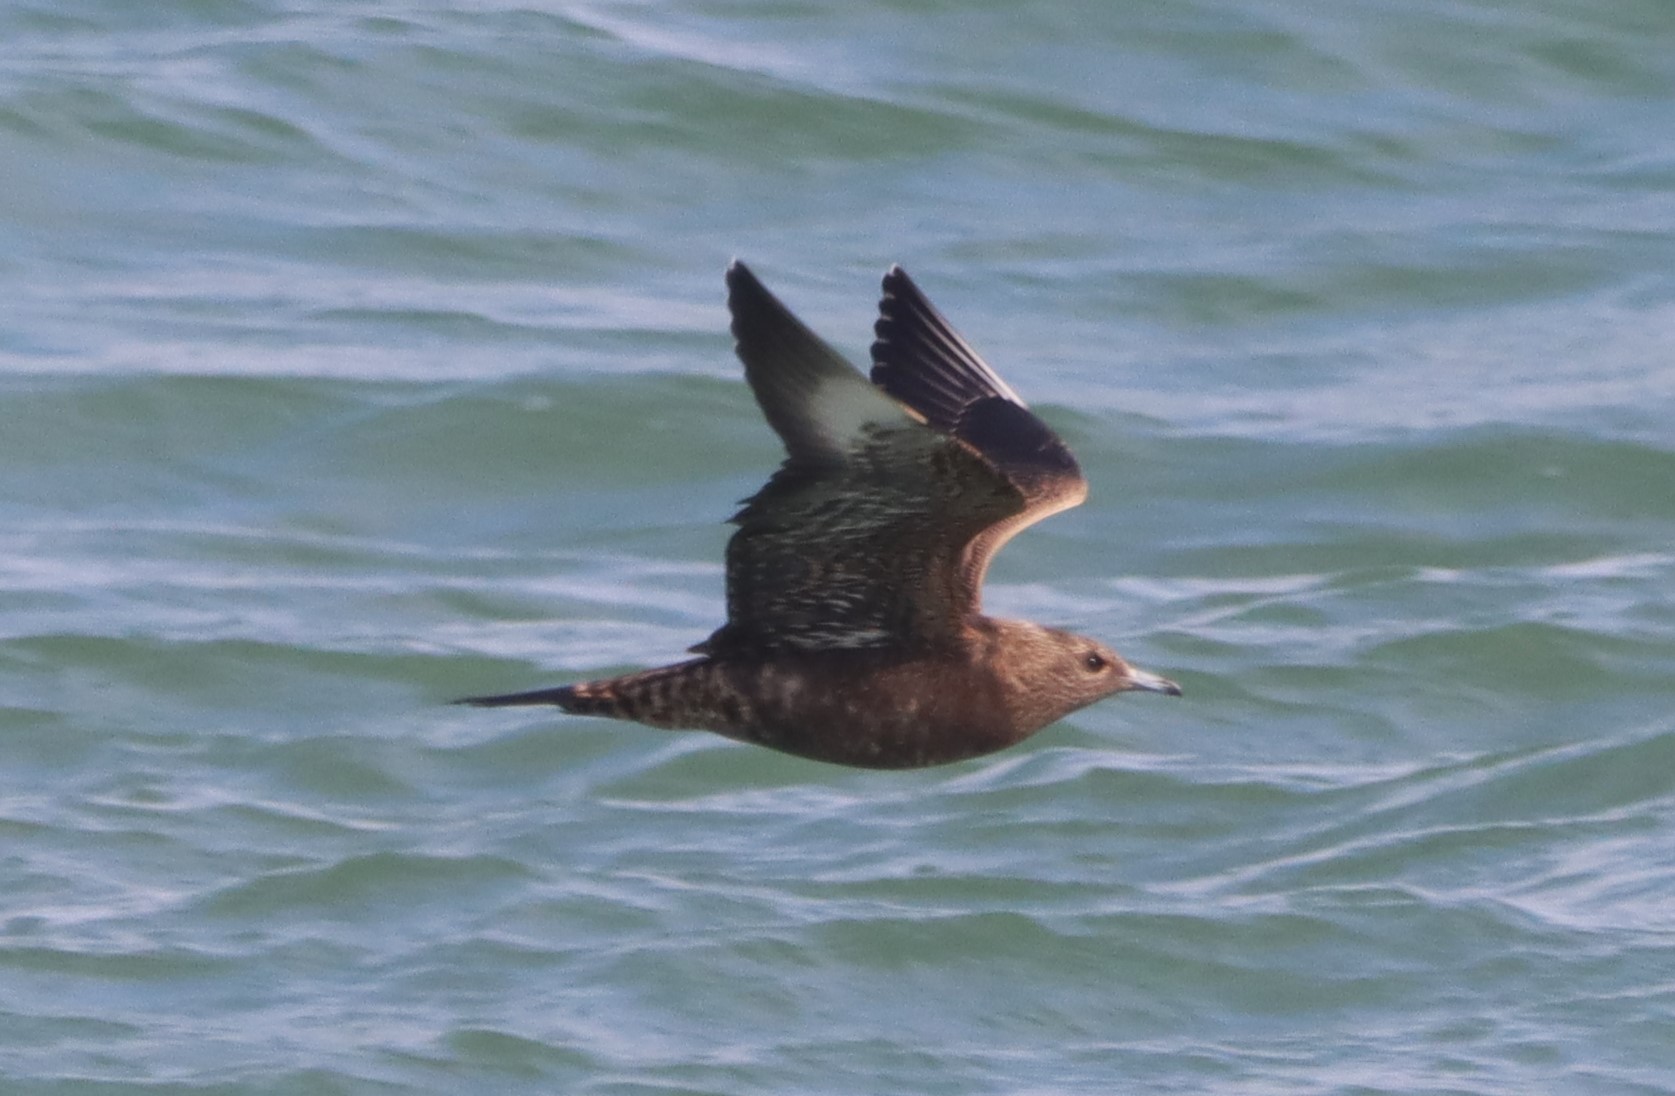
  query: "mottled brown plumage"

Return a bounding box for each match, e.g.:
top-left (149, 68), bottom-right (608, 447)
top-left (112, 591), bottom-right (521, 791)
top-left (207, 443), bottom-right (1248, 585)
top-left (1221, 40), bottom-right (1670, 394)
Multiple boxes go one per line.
top-left (458, 262), bottom-right (1180, 768)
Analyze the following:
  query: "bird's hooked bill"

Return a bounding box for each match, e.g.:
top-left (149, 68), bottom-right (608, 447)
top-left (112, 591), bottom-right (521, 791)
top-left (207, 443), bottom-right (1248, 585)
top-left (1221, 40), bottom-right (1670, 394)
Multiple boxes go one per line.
top-left (1126, 667), bottom-right (1183, 697)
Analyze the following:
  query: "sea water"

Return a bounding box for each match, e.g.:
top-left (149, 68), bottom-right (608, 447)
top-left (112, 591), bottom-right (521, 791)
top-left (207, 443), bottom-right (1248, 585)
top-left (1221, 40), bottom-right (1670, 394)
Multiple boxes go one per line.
top-left (3, 1), bottom-right (1675, 1092)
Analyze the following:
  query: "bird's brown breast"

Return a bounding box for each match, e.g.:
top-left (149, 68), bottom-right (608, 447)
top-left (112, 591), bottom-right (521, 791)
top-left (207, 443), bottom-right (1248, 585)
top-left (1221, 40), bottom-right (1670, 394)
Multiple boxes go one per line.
top-left (669, 649), bottom-right (1033, 769)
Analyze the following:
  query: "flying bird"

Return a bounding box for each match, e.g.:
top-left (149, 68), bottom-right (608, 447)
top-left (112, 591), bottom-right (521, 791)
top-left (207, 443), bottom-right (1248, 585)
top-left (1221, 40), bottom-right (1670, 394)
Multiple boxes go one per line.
top-left (458, 262), bottom-right (1179, 768)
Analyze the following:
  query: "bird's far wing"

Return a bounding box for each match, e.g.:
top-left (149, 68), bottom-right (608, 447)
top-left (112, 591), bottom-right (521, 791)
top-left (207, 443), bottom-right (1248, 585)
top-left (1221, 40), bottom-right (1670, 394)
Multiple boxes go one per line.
top-left (724, 260), bottom-right (910, 469)
top-left (699, 263), bottom-right (1023, 656)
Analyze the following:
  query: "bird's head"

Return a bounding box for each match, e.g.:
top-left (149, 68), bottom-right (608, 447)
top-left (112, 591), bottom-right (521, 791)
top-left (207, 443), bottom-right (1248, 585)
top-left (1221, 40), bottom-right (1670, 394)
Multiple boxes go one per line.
top-left (987, 620), bottom-right (1181, 735)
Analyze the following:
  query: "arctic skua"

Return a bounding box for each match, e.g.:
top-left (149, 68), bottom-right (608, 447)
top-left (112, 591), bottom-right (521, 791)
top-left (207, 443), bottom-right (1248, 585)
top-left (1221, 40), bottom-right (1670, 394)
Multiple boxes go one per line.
top-left (458, 262), bottom-right (1179, 767)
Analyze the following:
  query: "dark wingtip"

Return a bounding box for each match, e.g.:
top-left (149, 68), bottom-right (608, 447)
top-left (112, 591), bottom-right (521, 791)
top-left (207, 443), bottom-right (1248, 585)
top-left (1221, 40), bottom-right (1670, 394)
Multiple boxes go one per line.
top-left (724, 259), bottom-right (776, 336)
top-left (875, 265), bottom-right (916, 325)
top-left (870, 263), bottom-right (1032, 434)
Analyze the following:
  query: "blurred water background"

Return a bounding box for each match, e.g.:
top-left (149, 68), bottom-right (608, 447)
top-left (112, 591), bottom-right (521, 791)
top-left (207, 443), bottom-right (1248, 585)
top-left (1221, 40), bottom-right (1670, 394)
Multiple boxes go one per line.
top-left (4, 1), bottom-right (1675, 1092)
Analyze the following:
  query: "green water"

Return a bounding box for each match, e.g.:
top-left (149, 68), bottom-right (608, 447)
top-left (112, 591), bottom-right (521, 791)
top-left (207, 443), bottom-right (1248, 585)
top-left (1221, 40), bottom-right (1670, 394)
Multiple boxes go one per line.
top-left (4, 1), bottom-right (1675, 1092)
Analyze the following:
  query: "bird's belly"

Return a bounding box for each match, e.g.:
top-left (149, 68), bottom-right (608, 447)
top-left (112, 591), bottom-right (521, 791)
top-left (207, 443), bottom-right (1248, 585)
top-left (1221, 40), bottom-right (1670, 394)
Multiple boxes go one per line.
top-left (705, 656), bottom-right (1024, 769)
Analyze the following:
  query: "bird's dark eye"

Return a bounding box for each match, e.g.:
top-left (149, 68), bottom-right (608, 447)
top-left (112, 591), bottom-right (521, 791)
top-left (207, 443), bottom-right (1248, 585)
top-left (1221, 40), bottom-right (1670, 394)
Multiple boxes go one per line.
top-left (1083, 652), bottom-right (1107, 672)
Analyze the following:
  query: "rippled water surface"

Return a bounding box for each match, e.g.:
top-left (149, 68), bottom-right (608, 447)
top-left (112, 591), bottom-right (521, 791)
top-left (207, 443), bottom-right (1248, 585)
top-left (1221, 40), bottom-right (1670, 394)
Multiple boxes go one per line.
top-left (5, 1), bottom-right (1675, 1092)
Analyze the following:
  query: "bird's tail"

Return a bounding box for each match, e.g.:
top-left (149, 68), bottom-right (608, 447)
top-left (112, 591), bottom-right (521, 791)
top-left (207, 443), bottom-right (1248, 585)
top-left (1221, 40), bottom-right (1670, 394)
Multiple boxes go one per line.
top-left (453, 659), bottom-right (714, 727)
top-left (454, 684), bottom-right (583, 709)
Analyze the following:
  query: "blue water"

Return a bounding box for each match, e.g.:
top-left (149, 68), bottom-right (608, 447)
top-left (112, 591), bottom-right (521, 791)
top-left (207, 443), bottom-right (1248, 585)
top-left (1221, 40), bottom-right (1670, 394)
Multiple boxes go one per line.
top-left (4, 1), bottom-right (1675, 1092)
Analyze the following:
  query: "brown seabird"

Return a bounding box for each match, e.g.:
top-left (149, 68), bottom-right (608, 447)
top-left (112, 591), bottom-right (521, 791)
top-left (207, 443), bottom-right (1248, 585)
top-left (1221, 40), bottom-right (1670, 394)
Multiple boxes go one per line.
top-left (458, 262), bottom-right (1180, 768)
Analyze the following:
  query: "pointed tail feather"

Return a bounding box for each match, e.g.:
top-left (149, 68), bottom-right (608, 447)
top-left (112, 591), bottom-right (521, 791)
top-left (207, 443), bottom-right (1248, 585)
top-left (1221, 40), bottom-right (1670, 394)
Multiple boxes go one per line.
top-left (453, 661), bottom-right (712, 724)
top-left (452, 685), bottom-right (579, 708)
top-left (453, 682), bottom-right (627, 717)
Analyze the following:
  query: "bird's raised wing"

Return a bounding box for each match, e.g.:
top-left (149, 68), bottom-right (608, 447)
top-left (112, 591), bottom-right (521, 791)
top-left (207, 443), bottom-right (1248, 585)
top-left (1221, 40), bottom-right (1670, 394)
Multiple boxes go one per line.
top-left (695, 262), bottom-right (1084, 657)
top-left (871, 265), bottom-right (1087, 601)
